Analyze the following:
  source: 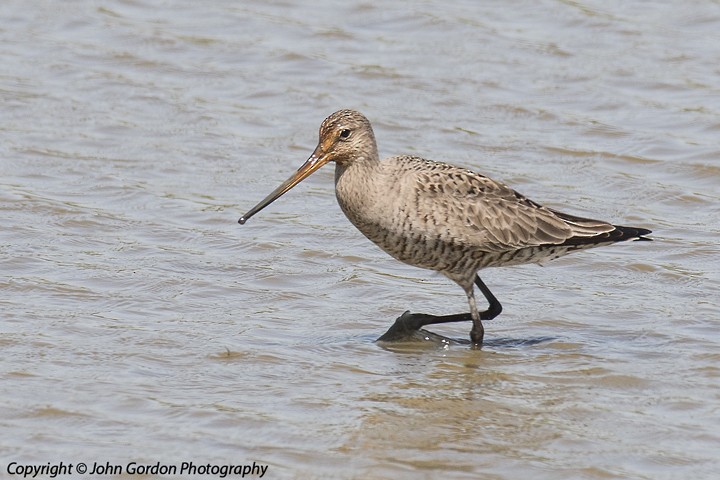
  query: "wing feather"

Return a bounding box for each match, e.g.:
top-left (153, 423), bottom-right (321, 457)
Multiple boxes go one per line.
top-left (391, 157), bottom-right (614, 252)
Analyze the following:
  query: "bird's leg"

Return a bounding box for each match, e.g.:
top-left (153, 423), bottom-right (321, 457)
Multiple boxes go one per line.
top-left (465, 286), bottom-right (484, 345)
top-left (474, 275), bottom-right (502, 320)
top-left (375, 311), bottom-right (466, 341)
top-left (376, 275), bottom-right (503, 343)
top-left (469, 275), bottom-right (503, 345)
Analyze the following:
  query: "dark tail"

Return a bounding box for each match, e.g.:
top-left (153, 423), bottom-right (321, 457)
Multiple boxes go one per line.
top-left (553, 211), bottom-right (652, 246)
top-left (612, 225), bottom-right (652, 242)
top-left (546, 209), bottom-right (652, 247)
top-left (556, 215), bottom-right (652, 247)
top-left (563, 224), bottom-right (652, 246)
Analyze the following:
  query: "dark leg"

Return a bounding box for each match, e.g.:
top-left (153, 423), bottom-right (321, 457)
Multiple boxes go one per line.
top-left (376, 311), bottom-right (471, 342)
top-left (474, 275), bottom-right (502, 320)
top-left (376, 275), bottom-right (503, 342)
top-left (469, 276), bottom-right (502, 345)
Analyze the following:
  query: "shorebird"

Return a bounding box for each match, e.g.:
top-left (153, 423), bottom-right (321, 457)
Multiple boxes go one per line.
top-left (239, 109), bottom-right (651, 346)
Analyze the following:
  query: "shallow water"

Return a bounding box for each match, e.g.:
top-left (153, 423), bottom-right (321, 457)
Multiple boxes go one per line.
top-left (2, 1), bottom-right (719, 479)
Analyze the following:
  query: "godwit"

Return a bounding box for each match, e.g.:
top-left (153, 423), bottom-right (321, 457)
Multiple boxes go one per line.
top-left (239, 110), bottom-right (651, 346)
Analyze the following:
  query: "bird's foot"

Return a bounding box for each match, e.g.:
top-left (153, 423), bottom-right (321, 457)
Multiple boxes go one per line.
top-left (376, 311), bottom-right (425, 342)
top-left (376, 311), bottom-right (478, 343)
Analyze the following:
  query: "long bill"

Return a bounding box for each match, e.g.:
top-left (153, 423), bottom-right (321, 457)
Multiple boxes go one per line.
top-left (238, 146), bottom-right (328, 225)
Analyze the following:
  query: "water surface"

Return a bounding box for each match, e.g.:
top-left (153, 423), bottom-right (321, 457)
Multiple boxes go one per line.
top-left (2, 1), bottom-right (719, 479)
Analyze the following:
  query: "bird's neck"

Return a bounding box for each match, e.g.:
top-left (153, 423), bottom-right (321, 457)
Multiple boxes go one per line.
top-left (334, 155), bottom-right (382, 227)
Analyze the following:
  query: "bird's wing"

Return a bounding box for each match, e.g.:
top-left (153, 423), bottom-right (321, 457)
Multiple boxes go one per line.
top-left (399, 157), bottom-right (614, 252)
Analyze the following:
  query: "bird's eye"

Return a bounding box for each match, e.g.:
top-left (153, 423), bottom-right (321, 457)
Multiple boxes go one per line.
top-left (339, 129), bottom-right (351, 139)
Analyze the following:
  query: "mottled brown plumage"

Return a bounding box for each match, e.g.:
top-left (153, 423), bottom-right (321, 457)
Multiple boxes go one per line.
top-left (239, 109), bottom-right (651, 346)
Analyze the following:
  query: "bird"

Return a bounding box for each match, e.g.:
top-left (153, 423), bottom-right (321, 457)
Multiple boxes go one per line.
top-left (238, 109), bottom-right (652, 346)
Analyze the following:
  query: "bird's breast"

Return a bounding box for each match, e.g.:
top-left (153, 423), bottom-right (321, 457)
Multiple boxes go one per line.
top-left (333, 161), bottom-right (478, 275)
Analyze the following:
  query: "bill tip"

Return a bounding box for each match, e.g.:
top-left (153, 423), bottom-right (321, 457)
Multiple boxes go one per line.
top-left (238, 217), bottom-right (246, 225)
